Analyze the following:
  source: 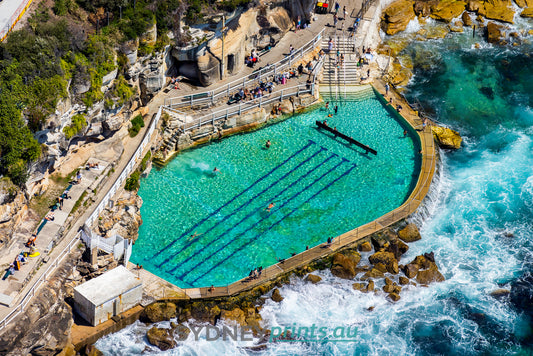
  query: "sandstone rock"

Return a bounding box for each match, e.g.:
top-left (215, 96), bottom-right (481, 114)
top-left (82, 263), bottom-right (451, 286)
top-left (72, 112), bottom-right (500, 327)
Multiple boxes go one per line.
top-left (374, 263), bottom-right (388, 273)
top-left (353, 282), bottom-right (366, 291)
top-left (414, 0), bottom-right (432, 16)
top-left (331, 251), bottom-right (361, 279)
top-left (383, 284), bottom-right (394, 293)
top-left (140, 22), bottom-right (157, 47)
top-left (399, 276), bottom-right (410, 285)
top-left (416, 268), bottom-right (445, 284)
top-left (369, 251), bottom-right (398, 274)
top-left (449, 20), bottom-right (464, 31)
top-left (431, 125), bottom-right (463, 149)
top-left (221, 308), bottom-right (246, 325)
top-left (393, 285), bottom-right (402, 294)
top-left (361, 268), bottom-right (385, 280)
top-left (367, 280), bottom-right (375, 292)
top-left (381, 0), bottom-right (416, 35)
top-left (389, 292), bottom-right (401, 301)
top-left (147, 327), bottom-right (176, 351)
top-left (521, 8), bottom-right (533, 17)
top-left (514, 0), bottom-right (532, 7)
top-left (462, 11), bottom-right (473, 26)
top-left (430, 0), bottom-right (467, 22)
top-left (385, 277), bottom-right (393, 286)
top-left (141, 302), bottom-right (177, 323)
top-left (398, 223), bottom-right (422, 242)
top-left (371, 229), bottom-right (396, 251)
top-left (410, 255), bottom-right (432, 269)
top-left (358, 241), bottom-right (372, 252)
top-left (479, 0), bottom-right (515, 23)
top-left (172, 323), bottom-right (191, 341)
top-left (271, 288), bottom-right (283, 303)
top-left (403, 263), bottom-right (419, 278)
top-left (467, 0), bottom-right (483, 11)
top-left (489, 288), bottom-right (511, 298)
top-left (389, 61), bottom-right (412, 87)
top-left (305, 274), bottom-right (322, 284)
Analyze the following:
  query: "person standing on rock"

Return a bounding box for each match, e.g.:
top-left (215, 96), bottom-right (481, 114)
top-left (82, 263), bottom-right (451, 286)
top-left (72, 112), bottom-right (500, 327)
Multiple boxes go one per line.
top-left (385, 83), bottom-right (390, 95)
top-left (343, 6), bottom-right (348, 20)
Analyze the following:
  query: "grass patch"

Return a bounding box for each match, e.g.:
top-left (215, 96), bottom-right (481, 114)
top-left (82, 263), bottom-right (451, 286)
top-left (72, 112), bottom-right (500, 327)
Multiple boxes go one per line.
top-left (71, 190), bottom-right (87, 214)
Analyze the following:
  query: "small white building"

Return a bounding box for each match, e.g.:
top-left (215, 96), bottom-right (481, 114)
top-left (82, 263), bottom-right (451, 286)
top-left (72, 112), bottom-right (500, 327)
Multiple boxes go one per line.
top-left (74, 265), bottom-right (142, 326)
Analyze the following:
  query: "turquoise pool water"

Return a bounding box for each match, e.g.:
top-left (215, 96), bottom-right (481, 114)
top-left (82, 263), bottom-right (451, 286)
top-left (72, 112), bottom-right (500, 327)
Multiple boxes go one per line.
top-left (132, 91), bottom-right (420, 288)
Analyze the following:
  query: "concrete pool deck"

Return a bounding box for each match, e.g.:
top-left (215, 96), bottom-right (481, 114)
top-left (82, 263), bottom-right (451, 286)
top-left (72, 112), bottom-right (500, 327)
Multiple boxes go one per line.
top-left (133, 81), bottom-right (437, 301)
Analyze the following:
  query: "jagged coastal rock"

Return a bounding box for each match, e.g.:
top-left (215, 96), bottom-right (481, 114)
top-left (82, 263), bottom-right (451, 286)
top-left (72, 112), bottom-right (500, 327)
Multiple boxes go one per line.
top-left (431, 126), bottom-right (462, 149)
top-left (381, 0), bottom-right (416, 35)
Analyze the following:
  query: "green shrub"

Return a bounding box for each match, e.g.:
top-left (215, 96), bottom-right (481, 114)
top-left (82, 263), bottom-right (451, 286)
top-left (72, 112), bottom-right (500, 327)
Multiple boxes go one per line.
top-left (128, 114), bottom-right (145, 137)
top-left (124, 170), bottom-right (141, 191)
top-left (63, 114), bottom-right (87, 139)
top-left (140, 151), bottom-right (151, 172)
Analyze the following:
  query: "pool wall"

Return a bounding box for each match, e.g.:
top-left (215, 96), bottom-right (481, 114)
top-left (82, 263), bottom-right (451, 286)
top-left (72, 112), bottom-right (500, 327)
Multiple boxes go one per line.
top-left (164, 80), bottom-right (437, 299)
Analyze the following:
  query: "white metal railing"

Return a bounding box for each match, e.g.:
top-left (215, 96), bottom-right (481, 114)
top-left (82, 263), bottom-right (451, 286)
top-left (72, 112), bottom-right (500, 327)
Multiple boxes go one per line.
top-left (164, 83), bottom-right (314, 133)
top-left (164, 29), bottom-right (325, 109)
top-left (0, 234), bottom-right (80, 330)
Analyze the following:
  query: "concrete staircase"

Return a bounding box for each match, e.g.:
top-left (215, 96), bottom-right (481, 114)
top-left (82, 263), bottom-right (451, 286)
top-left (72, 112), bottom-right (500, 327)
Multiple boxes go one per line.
top-left (320, 35), bottom-right (363, 98)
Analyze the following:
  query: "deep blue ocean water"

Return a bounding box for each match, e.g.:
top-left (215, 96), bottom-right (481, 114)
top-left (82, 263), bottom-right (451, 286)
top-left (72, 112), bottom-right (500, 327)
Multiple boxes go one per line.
top-left (96, 26), bottom-right (533, 355)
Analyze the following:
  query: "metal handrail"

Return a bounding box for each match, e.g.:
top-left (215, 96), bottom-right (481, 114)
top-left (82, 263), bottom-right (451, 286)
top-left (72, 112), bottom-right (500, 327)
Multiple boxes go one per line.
top-left (164, 29), bottom-right (325, 108)
top-left (166, 83), bottom-right (313, 133)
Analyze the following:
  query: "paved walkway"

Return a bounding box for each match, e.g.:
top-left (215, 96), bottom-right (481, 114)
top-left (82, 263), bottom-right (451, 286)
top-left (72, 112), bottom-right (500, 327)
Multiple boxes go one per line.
top-left (146, 0), bottom-right (364, 117)
top-left (0, 159), bottom-right (110, 306)
top-left (0, 0), bottom-right (30, 40)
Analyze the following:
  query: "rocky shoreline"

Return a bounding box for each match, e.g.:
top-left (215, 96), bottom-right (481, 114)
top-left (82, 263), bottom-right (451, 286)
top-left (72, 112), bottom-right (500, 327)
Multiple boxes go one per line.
top-left (113, 222), bottom-right (446, 352)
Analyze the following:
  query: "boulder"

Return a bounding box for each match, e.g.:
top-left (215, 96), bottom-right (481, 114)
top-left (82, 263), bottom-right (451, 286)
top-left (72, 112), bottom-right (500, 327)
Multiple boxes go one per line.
top-left (393, 285), bottom-right (402, 294)
top-left (271, 288), bottom-right (283, 302)
top-left (146, 327), bottom-right (176, 351)
top-left (381, 0), bottom-right (416, 35)
top-left (403, 263), bottom-right (419, 278)
top-left (361, 268), bottom-right (385, 280)
top-left (368, 251), bottom-right (399, 274)
top-left (489, 288), bottom-right (511, 298)
top-left (172, 323), bottom-right (191, 341)
top-left (399, 276), bottom-right (410, 285)
top-left (331, 251), bottom-right (361, 279)
top-left (221, 308), bottom-right (246, 325)
top-left (486, 22), bottom-right (506, 44)
top-left (466, 0), bottom-right (483, 11)
top-left (388, 292), bottom-right (401, 302)
top-left (514, 0), bottom-right (533, 7)
top-left (385, 277), bottom-right (393, 286)
top-left (462, 11), bottom-right (473, 26)
top-left (431, 125), bottom-right (463, 149)
top-left (521, 8), bottom-right (533, 17)
top-left (449, 20), bottom-right (464, 31)
top-left (398, 223), bottom-right (422, 243)
top-left (305, 274), bottom-right (322, 284)
top-left (367, 280), bottom-right (375, 292)
top-left (141, 302), bottom-right (177, 323)
top-left (430, 0), bottom-right (467, 22)
top-left (414, 0), bottom-right (432, 16)
top-left (478, 0), bottom-right (515, 23)
top-left (416, 267), bottom-right (445, 284)
top-left (352, 283), bottom-right (366, 292)
top-left (358, 241), bottom-right (373, 252)
top-left (383, 284), bottom-right (394, 293)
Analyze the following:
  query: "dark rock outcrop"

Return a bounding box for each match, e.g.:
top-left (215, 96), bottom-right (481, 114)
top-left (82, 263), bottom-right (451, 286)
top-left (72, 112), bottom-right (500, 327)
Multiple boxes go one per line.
top-left (398, 223), bottom-right (422, 243)
top-left (330, 251), bottom-right (361, 279)
top-left (147, 326), bottom-right (176, 351)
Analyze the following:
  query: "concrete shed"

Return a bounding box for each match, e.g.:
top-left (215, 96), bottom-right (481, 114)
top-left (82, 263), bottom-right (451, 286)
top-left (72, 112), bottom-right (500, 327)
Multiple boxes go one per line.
top-left (74, 265), bottom-right (142, 326)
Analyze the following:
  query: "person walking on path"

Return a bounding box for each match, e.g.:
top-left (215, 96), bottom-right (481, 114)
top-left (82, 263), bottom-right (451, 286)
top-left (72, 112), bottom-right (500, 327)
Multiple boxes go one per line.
top-left (333, 14), bottom-right (338, 27)
top-left (385, 83), bottom-right (390, 95)
top-left (334, 2), bottom-right (340, 14)
top-left (343, 6), bottom-right (348, 20)
top-left (296, 16), bottom-right (301, 31)
top-left (289, 44), bottom-right (294, 56)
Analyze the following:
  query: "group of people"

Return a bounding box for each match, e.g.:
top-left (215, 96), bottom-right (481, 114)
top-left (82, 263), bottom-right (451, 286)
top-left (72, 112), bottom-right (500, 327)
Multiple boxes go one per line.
top-left (248, 266), bottom-right (263, 280)
top-left (245, 49), bottom-right (260, 68)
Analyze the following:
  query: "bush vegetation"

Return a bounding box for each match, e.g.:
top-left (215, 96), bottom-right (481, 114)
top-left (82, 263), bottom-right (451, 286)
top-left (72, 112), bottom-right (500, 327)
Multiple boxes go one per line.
top-left (63, 114), bottom-right (87, 139)
top-left (124, 170), bottom-right (141, 191)
top-left (0, 0), bottom-right (251, 185)
top-left (128, 114), bottom-right (145, 137)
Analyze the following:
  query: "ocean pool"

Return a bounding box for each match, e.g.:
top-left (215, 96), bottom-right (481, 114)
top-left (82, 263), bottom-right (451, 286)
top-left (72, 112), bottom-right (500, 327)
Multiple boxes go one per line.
top-left (131, 90), bottom-right (420, 288)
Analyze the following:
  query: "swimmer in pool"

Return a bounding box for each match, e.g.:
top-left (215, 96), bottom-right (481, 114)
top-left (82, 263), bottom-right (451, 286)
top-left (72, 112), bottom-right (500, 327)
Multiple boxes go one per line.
top-left (188, 232), bottom-right (201, 241)
top-left (265, 202), bottom-right (275, 212)
top-left (213, 167), bottom-right (220, 173)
